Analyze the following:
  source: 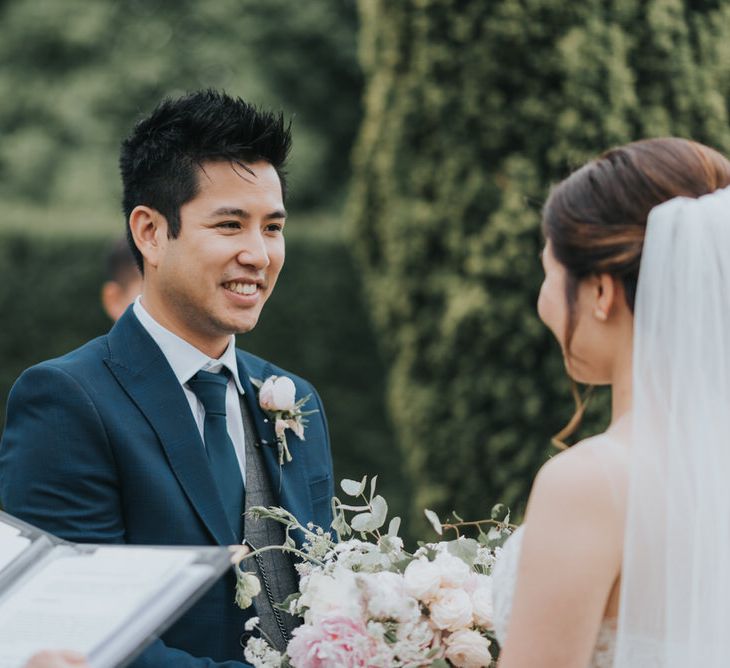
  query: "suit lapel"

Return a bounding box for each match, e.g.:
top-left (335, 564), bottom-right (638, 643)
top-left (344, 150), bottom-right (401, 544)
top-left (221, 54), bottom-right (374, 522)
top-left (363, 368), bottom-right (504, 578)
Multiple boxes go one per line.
top-left (105, 309), bottom-right (237, 546)
top-left (236, 354), bottom-right (312, 538)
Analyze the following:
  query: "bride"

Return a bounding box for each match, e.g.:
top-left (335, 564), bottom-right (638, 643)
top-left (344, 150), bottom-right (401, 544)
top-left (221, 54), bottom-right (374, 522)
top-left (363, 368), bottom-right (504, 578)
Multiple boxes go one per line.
top-left (492, 137), bottom-right (730, 667)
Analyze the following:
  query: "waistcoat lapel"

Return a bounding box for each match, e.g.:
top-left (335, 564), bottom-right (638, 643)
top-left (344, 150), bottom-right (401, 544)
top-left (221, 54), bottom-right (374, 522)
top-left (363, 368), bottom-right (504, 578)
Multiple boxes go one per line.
top-left (236, 355), bottom-right (311, 541)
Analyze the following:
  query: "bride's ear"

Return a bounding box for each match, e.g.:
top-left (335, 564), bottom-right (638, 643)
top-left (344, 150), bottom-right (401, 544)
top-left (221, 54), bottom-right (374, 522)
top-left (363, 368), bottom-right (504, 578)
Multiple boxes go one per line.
top-left (593, 273), bottom-right (620, 322)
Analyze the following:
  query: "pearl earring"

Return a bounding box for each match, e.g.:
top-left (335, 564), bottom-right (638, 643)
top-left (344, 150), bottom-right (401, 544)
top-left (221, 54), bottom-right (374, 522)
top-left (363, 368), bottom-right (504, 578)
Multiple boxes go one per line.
top-left (594, 309), bottom-right (607, 321)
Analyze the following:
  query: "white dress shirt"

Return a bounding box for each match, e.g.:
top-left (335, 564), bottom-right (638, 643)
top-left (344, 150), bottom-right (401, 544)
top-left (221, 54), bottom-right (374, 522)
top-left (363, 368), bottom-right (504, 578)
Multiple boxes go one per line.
top-left (133, 297), bottom-right (247, 483)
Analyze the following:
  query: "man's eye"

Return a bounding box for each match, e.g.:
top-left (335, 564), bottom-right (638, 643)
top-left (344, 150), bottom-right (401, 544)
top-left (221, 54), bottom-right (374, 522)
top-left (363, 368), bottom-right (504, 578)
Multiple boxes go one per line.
top-left (266, 223), bottom-right (284, 233)
top-left (218, 221), bottom-right (240, 229)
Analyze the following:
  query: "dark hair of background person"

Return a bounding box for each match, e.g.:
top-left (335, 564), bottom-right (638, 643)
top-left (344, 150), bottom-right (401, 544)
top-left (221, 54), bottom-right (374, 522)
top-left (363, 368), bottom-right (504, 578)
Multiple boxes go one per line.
top-left (542, 137), bottom-right (730, 445)
top-left (101, 236), bottom-right (143, 322)
top-left (105, 236), bottom-right (139, 287)
top-left (119, 89), bottom-right (293, 272)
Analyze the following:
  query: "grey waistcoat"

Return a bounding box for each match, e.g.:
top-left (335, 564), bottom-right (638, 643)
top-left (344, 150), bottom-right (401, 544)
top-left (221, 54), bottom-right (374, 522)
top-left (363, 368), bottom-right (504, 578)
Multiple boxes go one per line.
top-left (238, 397), bottom-right (300, 652)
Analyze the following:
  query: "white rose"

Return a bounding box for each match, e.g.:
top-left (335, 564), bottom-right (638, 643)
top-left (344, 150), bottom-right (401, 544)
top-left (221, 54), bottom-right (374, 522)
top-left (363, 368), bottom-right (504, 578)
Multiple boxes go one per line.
top-left (259, 376), bottom-right (297, 412)
top-left (359, 571), bottom-right (420, 622)
top-left (404, 558), bottom-right (441, 601)
top-left (298, 568), bottom-right (362, 623)
top-left (444, 629), bottom-right (492, 668)
top-left (471, 580), bottom-right (494, 629)
top-left (429, 588), bottom-right (473, 631)
top-left (434, 551), bottom-right (471, 589)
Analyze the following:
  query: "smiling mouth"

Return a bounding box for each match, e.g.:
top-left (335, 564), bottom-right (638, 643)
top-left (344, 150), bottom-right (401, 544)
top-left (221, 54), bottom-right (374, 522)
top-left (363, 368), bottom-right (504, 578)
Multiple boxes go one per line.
top-left (222, 281), bottom-right (260, 296)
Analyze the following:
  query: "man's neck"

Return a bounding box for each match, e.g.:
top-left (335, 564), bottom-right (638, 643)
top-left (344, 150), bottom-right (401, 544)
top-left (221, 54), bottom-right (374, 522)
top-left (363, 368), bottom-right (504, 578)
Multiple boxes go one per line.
top-left (138, 294), bottom-right (229, 359)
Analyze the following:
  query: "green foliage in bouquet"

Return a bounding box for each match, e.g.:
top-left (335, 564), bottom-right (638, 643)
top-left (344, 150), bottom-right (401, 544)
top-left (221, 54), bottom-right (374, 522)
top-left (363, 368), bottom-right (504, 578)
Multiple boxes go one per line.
top-left (348, 0), bottom-right (730, 524)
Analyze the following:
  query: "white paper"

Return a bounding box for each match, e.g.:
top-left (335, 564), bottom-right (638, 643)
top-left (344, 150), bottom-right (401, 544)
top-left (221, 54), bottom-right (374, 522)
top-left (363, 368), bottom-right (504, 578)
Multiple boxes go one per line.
top-left (0, 546), bottom-right (196, 668)
top-left (0, 523), bottom-right (30, 574)
top-left (91, 564), bottom-right (215, 668)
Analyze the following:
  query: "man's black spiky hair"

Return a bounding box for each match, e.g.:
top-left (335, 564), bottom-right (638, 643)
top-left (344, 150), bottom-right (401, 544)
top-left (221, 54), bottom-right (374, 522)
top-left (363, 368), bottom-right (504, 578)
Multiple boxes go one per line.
top-left (119, 89), bottom-right (292, 270)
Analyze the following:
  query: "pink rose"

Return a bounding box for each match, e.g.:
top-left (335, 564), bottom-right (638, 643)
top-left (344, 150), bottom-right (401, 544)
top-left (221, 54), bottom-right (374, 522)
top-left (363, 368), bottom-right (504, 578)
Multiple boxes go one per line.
top-left (287, 614), bottom-right (381, 668)
top-left (444, 629), bottom-right (492, 668)
top-left (259, 376), bottom-right (297, 412)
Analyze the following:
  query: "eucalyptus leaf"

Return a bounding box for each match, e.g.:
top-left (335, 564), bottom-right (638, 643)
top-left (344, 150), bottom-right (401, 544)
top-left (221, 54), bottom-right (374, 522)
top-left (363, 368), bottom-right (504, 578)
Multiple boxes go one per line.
top-left (274, 592), bottom-right (300, 613)
top-left (369, 474), bottom-right (378, 501)
top-left (447, 537), bottom-right (479, 566)
top-left (351, 511), bottom-right (376, 532)
top-left (392, 555), bottom-right (415, 572)
top-left (387, 516), bottom-right (401, 537)
top-left (415, 543), bottom-right (439, 561)
top-left (431, 659), bottom-right (450, 667)
top-left (370, 494), bottom-right (388, 528)
top-left (378, 535), bottom-right (400, 554)
top-left (424, 508), bottom-right (443, 535)
top-left (491, 503), bottom-right (508, 521)
top-left (341, 476), bottom-right (367, 497)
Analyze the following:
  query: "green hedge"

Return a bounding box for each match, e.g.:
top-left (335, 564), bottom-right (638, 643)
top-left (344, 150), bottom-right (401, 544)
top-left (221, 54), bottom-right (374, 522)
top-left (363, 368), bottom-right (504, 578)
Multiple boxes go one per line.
top-left (0, 227), bottom-right (408, 523)
top-left (349, 0), bottom-right (730, 526)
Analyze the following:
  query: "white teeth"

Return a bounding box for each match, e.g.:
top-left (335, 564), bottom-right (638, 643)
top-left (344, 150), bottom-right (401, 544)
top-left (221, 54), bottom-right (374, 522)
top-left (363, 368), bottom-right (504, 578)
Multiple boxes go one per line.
top-left (225, 282), bottom-right (258, 295)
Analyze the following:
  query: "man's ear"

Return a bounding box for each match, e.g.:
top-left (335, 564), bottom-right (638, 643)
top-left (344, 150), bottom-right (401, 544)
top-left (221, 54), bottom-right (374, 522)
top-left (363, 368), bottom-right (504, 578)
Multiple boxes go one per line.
top-left (128, 206), bottom-right (167, 270)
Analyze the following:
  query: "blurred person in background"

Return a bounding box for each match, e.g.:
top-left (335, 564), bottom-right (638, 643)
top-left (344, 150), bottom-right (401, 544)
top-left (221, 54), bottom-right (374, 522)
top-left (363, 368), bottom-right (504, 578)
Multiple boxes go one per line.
top-left (100, 237), bottom-right (143, 322)
top-left (0, 90), bottom-right (334, 668)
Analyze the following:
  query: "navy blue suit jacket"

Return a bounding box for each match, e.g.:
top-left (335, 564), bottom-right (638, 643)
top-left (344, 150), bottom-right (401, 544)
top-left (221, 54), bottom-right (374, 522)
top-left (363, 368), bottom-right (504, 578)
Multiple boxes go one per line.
top-left (0, 308), bottom-right (334, 667)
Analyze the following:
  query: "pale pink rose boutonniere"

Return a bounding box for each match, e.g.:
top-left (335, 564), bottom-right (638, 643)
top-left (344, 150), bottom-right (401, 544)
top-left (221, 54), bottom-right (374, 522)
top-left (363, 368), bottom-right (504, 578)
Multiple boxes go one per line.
top-left (251, 375), bottom-right (318, 465)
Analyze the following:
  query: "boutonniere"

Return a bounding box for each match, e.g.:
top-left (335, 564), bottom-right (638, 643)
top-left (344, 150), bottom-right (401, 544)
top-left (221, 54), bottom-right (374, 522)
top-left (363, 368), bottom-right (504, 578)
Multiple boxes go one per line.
top-left (251, 375), bottom-right (318, 465)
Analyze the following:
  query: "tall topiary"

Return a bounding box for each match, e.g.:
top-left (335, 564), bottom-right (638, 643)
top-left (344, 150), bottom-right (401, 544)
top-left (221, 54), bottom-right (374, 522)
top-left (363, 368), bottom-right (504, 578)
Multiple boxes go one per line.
top-left (348, 0), bottom-right (730, 522)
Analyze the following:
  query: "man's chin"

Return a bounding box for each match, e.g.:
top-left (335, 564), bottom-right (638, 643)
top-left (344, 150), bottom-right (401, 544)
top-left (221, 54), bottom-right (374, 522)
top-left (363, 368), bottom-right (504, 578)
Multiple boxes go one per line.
top-left (224, 315), bottom-right (261, 336)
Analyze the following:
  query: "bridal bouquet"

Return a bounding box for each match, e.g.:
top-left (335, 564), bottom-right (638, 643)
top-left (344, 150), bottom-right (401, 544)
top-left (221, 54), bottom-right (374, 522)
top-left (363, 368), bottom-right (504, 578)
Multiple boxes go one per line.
top-left (234, 476), bottom-right (513, 668)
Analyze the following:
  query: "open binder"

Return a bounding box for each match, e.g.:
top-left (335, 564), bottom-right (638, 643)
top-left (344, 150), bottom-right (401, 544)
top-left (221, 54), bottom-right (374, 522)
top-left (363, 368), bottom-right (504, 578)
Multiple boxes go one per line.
top-left (0, 511), bottom-right (233, 668)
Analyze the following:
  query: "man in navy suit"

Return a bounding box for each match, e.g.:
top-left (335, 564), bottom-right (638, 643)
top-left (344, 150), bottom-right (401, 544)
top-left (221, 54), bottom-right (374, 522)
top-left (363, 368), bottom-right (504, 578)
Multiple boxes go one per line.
top-left (0, 90), bottom-right (334, 667)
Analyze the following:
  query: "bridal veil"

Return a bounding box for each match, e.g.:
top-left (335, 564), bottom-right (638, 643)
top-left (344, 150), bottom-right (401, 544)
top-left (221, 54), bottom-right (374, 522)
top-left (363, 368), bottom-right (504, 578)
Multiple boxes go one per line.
top-left (614, 185), bottom-right (730, 666)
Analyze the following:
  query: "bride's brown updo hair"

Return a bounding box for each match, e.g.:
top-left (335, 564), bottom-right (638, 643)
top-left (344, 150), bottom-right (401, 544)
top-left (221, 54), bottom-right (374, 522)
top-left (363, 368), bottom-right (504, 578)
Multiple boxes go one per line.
top-left (542, 137), bottom-right (730, 444)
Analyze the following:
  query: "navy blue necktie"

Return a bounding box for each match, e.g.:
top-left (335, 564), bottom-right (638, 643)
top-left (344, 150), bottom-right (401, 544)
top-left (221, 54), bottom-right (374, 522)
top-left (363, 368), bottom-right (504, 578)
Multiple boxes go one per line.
top-left (187, 369), bottom-right (245, 539)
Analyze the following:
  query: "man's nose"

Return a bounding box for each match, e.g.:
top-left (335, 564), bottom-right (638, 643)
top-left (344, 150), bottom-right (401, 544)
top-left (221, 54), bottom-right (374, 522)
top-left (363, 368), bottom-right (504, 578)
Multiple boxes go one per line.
top-left (236, 229), bottom-right (270, 269)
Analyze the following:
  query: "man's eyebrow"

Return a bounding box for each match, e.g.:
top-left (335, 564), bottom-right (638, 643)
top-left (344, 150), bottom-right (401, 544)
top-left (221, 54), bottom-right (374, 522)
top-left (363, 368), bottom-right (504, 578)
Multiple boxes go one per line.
top-left (211, 207), bottom-right (287, 220)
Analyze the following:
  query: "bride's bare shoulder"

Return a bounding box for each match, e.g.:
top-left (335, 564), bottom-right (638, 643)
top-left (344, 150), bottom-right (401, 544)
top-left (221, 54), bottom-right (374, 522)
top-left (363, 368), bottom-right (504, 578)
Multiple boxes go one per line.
top-left (528, 431), bottom-right (628, 517)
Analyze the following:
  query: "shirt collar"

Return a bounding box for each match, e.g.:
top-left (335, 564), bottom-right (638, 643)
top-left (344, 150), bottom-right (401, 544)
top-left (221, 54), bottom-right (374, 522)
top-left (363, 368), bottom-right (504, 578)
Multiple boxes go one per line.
top-left (132, 296), bottom-right (245, 394)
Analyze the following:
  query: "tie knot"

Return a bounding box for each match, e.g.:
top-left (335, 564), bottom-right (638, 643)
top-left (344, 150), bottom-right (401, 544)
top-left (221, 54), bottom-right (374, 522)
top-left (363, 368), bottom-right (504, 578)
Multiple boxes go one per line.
top-left (188, 369), bottom-right (230, 416)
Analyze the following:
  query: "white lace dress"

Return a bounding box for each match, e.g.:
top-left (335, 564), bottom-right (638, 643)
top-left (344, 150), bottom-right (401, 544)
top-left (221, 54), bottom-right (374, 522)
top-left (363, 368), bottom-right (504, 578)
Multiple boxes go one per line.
top-left (491, 527), bottom-right (616, 668)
